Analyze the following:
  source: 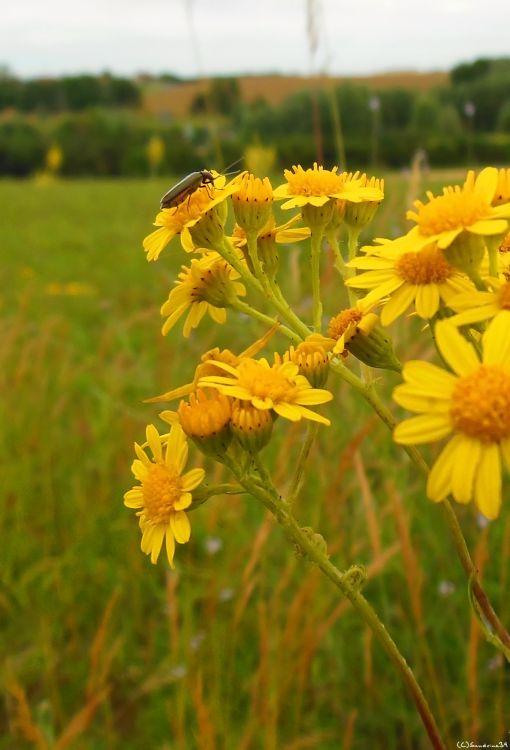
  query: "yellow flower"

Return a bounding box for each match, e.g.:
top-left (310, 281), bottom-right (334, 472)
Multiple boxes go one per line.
top-left (450, 277), bottom-right (510, 327)
top-left (342, 172), bottom-right (385, 230)
top-left (160, 252), bottom-right (245, 337)
top-left (231, 215), bottom-right (310, 278)
top-left (273, 163), bottom-right (383, 210)
top-left (393, 317), bottom-right (510, 519)
top-left (394, 168), bottom-right (510, 265)
top-left (284, 334), bottom-right (334, 387)
top-left (232, 172), bottom-right (273, 233)
top-left (143, 171), bottom-right (238, 261)
top-left (230, 400), bottom-right (274, 453)
top-left (147, 325), bottom-right (280, 406)
top-left (177, 388), bottom-right (232, 456)
top-left (124, 424), bottom-right (205, 566)
top-left (198, 356), bottom-right (333, 425)
top-left (327, 303), bottom-right (378, 354)
top-left (346, 241), bottom-right (474, 325)
top-left (493, 168), bottom-right (510, 206)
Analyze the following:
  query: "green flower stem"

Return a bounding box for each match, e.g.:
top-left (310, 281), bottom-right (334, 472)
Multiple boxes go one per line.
top-left (246, 231), bottom-right (268, 292)
top-left (231, 457), bottom-right (446, 750)
top-left (231, 299), bottom-right (299, 344)
top-left (310, 228), bottom-right (325, 331)
top-left (329, 358), bottom-right (510, 653)
top-left (287, 421), bottom-right (319, 505)
top-left (487, 238), bottom-right (500, 278)
top-left (345, 226), bottom-right (362, 308)
top-left (190, 482), bottom-right (245, 510)
top-left (267, 277), bottom-right (314, 340)
top-left (327, 232), bottom-right (346, 276)
top-left (219, 238), bottom-right (265, 298)
top-left (220, 238), bottom-right (312, 342)
top-left (468, 270), bottom-right (488, 291)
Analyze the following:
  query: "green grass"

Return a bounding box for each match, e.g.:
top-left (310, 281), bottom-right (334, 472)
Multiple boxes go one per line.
top-left (1, 175), bottom-right (509, 749)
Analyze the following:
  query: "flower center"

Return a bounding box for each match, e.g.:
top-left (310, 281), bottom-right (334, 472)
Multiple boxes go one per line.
top-left (450, 365), bottom-right (510, 442)
top-left (238, 361), bottom-right (298, 402)
top-left (328, 309), bottom-right (363, 339)
top-left (284, 164), bottom-right (343, 197)
top-left (395, 245), bottom-right (453, 284)
top-left (415, 189), bottom-right (490, 236)
top-left (142, 462), bottom-right (182, 523)
top-left (498, 282), bottom-right (510, 310)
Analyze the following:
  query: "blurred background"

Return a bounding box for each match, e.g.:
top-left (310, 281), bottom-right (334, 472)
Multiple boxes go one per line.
top-left (1, 1), bottom-right (509, 748)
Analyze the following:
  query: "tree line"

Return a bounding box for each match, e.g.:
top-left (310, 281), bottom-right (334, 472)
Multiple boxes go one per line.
top-left (0, 58), bottom-right (509, 177)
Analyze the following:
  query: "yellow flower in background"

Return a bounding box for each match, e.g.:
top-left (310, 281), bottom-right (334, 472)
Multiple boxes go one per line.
top-left (450, 277), bottom-right (510, 327)
top-left (199, 356), bottom-right (333, 425)
top-left (160, 252), bottom-right (246, 337)
top-left (346, 241), bottom-right (474, 325)
top-left (46, 144), bottom-right (63, 174)
top-left (124, 424), bottom-right (205, 566)
top-left (143, 171), bottom-right (238, 261)
top-left (393, 317), bottom-right (510, 519)
top-left (244, 144), bottom-right (276, 176)
top-left (394, 168), bottom-right (510, 260)
top-left (146, 135), bottom-right (165, 172)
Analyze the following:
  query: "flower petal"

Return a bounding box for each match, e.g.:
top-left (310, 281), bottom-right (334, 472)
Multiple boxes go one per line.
top-left (451, 436), bottom-right (481, 504)
top-left (474, 444), bottom-right (501, 519)
top-left (165, 529), bottom-right (176, 567)
top-left (415, 284), bottom-right (440, 320)
top-left (435, 321), bottom-right (480, 376)
top-left (482, 311), bottom-right (510, 366)
top-left (170, 511), bottom-right (191, 544)
top-left (181, 468), bottom-right (205, 492)
top-left (427, 437), bottom-right (461, 502)
top-left (393, 414), bottom-right (452, 444)
top-left (380, 283), bottom-right (416, 325)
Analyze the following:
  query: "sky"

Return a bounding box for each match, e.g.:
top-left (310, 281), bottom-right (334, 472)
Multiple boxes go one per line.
top-left (2, 0), bottom-right (510, 79)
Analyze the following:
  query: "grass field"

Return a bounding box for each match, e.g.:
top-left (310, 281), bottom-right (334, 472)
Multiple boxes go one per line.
top-left (1, 174), bottom-right (509, 749)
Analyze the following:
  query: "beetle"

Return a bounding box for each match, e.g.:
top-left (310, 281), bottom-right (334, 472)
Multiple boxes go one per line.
top-left (159, 170), bottom-right (216, 209)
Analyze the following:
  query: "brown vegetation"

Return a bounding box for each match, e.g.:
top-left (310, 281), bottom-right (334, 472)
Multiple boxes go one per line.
top-left (142, 71), bottom-right (448, 118)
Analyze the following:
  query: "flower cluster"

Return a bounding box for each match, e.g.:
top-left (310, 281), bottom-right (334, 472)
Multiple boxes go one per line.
top-left (126, 162), bottom-right (510, 569)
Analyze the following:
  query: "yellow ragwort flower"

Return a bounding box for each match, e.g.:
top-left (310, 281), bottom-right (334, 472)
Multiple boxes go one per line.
top-left (143, 171), bottom-right (238, 261)
top-left (393, 318), bottom-right (510, 519)
top-left (342, 172), bottom-right (385, 230)
top-left (394, 168), bottom-right (510, 263)
top-left (232, 172), bottom-right (273, 234)
top-left (160, 252), bottom-right (245, 337)
top-left (327, 303), bottom-right (378, 355)
top-left (124, 424), bottom-right (205, 566)
top-left (450, 277), bottom-right (510, 327)
top-left (232, 214), bottom-right (310, 278)
top-left (273, 163), bottom-right (383, 210)
top-left (177, 388), bottom-right (232, 455)
top-left (198, 356), bottom-right (333, 425)
top-left (493, 168), bottom-right (510, 206)
top-left (284, 334), bottom-right (334, 388)
top-left (346, 240), bottom-right (474, 325)
top-left (231, 399), bottom-right (274, 453)
top-left (147, 325), bottom-right (280, 405)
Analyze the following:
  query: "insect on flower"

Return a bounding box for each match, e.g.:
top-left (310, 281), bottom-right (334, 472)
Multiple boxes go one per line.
top-left (160, 170), bottom-right (216, 209)
top-left (160, 159), bottom-right (244, 209)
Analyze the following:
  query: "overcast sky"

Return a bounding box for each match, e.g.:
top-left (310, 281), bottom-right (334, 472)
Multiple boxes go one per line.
top-left (2, 0), bottom-right (509, 79)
